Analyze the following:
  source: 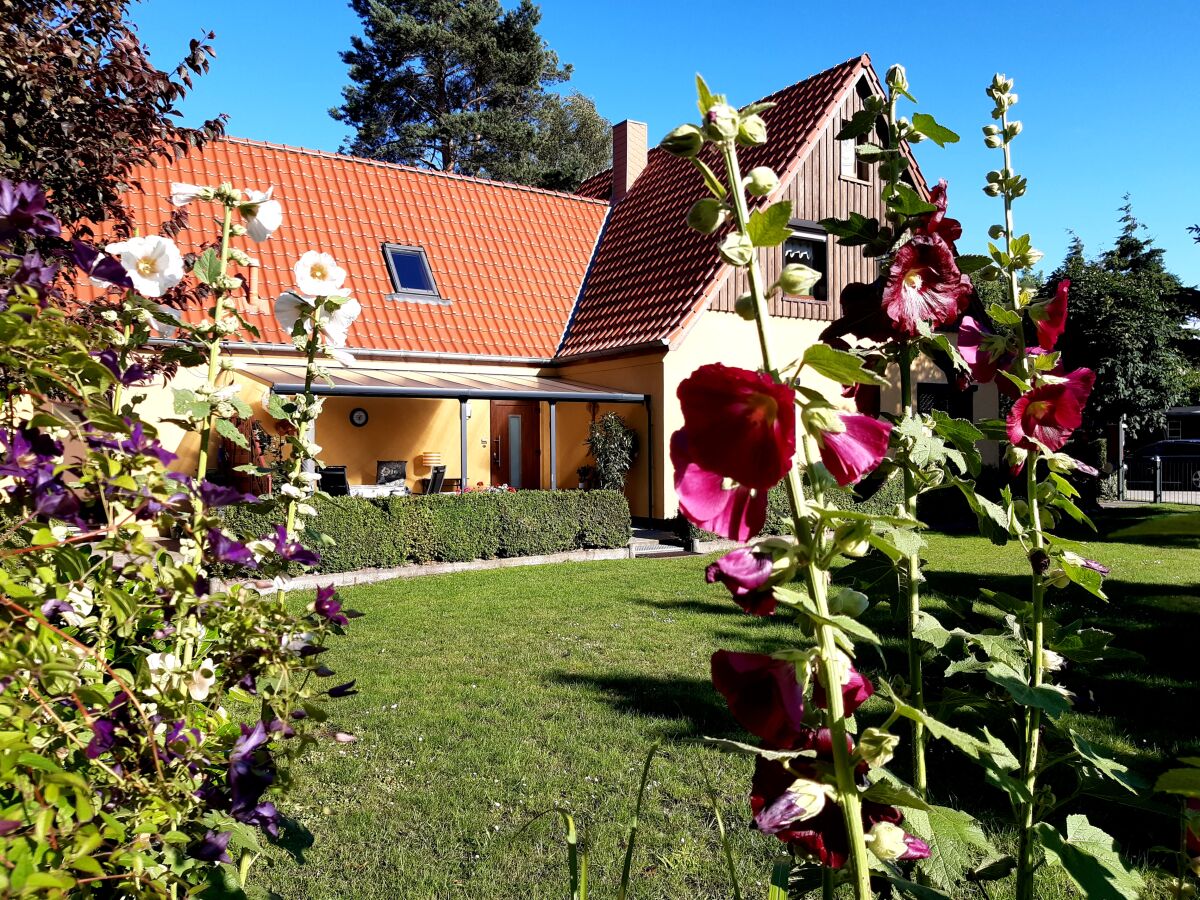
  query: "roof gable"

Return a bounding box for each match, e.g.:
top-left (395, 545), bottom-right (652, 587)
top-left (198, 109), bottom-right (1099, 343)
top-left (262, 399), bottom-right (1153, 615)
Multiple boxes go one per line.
top-left (558, 55), bottom-right (870, 358)
top-left (109, 139), bottom-right (609, 359)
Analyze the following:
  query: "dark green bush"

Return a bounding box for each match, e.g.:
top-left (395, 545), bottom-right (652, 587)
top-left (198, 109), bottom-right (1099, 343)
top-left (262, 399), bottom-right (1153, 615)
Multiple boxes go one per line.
top-left (219, 489), bottom-right (630, 574)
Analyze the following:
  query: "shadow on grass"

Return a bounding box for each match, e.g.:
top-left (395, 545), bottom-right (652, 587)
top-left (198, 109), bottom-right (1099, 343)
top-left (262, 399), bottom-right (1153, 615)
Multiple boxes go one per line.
top-left (630, 595), bottom-right (749, 618)
top-left (267, 815), bottom-right (314, 865)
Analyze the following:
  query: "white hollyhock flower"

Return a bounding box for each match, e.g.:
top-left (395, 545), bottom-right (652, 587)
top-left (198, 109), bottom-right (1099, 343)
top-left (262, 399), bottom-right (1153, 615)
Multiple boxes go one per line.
top-left (105, 236), bottom-right (184, 298)
top-left (294, 251), bottom-right (347, 297)
top-left (240, 188), bottom-right (283, 243)
top-left (274, 289), bottom-right (361, 367)
top-left (170, 182), bottom-right (210, 206)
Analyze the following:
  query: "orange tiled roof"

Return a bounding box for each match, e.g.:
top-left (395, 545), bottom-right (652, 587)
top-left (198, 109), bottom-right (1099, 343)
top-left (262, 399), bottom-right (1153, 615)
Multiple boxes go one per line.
top-left (111, 139), bottom-right (610, 359)
top-left (559, 55), bottom-right (869, 357)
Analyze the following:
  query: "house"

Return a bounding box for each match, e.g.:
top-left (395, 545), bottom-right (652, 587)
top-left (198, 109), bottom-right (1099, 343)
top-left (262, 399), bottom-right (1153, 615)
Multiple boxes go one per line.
top-left (113, 54), bottom-right (960, 522)
top-left (1164, 407), bottom-right (1200, 440)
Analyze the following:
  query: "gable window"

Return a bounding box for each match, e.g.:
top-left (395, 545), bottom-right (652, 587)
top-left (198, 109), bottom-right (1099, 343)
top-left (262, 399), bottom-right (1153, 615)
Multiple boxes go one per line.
top-left (839, 117), bottom-right (872, 183)
top-left (382, 243), bottom-right (444, 303)
top-left (1167, 418), bottom-right (1183, 440)
top-left (782, 225), bottom-right (828, 301)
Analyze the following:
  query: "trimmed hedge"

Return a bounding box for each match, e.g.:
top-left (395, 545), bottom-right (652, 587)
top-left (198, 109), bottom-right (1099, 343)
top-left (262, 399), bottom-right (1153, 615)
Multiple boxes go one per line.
top-left (680, 475), bottom-right (906, 544)
top-left (219, 489), bottom-right (631, 575)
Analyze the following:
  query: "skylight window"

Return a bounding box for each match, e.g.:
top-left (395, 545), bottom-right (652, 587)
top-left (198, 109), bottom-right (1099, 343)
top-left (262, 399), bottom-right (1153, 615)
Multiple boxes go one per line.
top-left (382, 243), bottom-right (444, 303)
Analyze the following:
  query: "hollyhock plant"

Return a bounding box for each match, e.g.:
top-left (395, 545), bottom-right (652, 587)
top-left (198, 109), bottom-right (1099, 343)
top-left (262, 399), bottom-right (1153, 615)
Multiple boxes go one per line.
top-left (810, 411), bottom-right (893, 487)
top-left (705, 547), bottom-right (777, 615)
top-left (883, 233), bottom-right (973, 336)
top-left (959, 315), bottom-right (1015, 384)
top-left (240, 188), bottom-right (284, 243)
top-left (812, 650), bottom-right (876, 717)
top-left (1032, 278), bottom-right (1070, 351)
top-left (294, 250), bottom-right (347, 297)
top-left (676, 363), bottom-right (796, 490)
top-left (710, 650), bottom-right (806, 749)
top-left (671, 431), bottom-right (766, 541)
top-left (916, 179), bottom-right (964, 251)
top-left (1007, 368), bottom-right (1096, 453)
top-left (105, 235), bottom-right (185, 297)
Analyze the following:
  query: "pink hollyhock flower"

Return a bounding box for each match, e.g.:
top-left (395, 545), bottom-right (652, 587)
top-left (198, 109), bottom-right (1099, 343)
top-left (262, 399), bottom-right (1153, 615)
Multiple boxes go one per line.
top-left (916, 179), bottom-right (963, 252)
top-left (676, 363), bottom-right (796, 490)
top-left (671, 432), bottom-right (767, 541)
top-left (959, 316), bottom-right (1014, 384)
top-left (883, 233), bottom-right (973, 335)
top-left (711, 650), bottom-right (806, 749)
top-left (1033, 279), bottom-right (1070, 351)
top-left (812, 412), bottom-right (892, 486)
top-left (706, 547), bottom-right (777, 616)
top-left (1007, 368), bottom-right (1096, 453)
top-left (1187, 799), bottom-right (1200, 871)
top-left (811, 650), bottom-right (875, 716)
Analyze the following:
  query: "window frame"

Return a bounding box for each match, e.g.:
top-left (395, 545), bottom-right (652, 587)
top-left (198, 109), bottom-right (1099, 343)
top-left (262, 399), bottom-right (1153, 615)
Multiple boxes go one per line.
top-left (781, 221), bottom-right (830, 303)
top-left (381, 242), bottom-right (446, 304)
top-left (1167, 418), bottom-right (1183, 440)
top-left (839, 116), bottom-right (874, 185)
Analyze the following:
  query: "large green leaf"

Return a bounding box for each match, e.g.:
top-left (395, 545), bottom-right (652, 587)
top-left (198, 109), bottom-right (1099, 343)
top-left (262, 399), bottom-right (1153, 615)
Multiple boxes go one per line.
top-left (985, 662), bottom-right (1073, 716)
top-left (905, 804), bottom-right (993, 891)
top-left (835, 107), bottom-right (877, 141)
top-left (767, 856), bottom-right (792, 900)
top-left (1069, 730), bottom-right (1145, 794)
top-left (888, 183), bottom-right (937, 217)
top-left (802, 344), bottom-right (885, 386)
top-left (214, 417), bottom-right (249, 449)
top-left (1155, 766), bottom-right (1200, 798)
top-left (1035, 816), bottom-right (1143, 900)
top-left (910, 112), bottom-right (960, 147)
top-left (192, 247), bottom-right (222, 286)
top-left (747, 201), bottom-right (792, 247)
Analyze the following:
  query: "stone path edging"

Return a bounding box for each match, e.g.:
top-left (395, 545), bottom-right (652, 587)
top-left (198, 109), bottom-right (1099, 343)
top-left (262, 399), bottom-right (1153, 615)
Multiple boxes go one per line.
top-left (225, 546), bottom-right (634, 592)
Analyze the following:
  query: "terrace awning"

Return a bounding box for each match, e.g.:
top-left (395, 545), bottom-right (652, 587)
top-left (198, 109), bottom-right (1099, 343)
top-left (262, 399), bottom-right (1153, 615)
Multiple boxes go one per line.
top-left (240, 362), bottom-right (654, 516)
top-left (241, 362), bottom-right (646, 404)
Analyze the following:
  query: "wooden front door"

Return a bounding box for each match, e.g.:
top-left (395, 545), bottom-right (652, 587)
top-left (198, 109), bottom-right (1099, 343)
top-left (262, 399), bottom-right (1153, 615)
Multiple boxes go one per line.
top-left (490, 400), bottom-right (541, 489)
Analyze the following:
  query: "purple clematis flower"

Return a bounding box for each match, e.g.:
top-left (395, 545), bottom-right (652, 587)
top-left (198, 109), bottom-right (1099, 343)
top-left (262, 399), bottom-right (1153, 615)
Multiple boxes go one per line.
top-left (3, 251), bottom-right (58, 305)
top-left (199, 481), bottom-right (256, 509)
top-left (270, 524), bottom-right (321, 566)
top-left (0, 180), bottom-right (61, 242)
top-left (189, 830), bottom-right (233, 864)
top-left (86, 718), bottom-right (117, 760)
top-left (97, 350), bottom-right (150, 386)
top-left (207, 529), bottom-right (257, 567)
top-left (72, 240), bottom-right (134, 290)
top-left (314, 584), bottom-right (348, 626)
top-left (228, 722), bottom-right (280, 836)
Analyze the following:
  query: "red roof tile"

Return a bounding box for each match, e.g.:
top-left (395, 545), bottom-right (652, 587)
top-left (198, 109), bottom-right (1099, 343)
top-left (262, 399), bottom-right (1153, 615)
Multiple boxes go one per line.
top-left (559, 55), bottom-right (869, 358)
top-left (104, 139), bottom-right (609, 358)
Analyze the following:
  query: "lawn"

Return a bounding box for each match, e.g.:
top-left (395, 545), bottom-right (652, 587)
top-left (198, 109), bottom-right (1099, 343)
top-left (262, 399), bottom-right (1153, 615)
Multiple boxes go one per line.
top-left (251, 505), bottom-right (1200, 899)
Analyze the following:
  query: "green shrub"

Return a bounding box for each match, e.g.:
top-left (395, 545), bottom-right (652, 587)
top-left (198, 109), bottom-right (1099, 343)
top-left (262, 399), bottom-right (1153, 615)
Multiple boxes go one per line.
top-left (219, 489), bottom-right (630, 574)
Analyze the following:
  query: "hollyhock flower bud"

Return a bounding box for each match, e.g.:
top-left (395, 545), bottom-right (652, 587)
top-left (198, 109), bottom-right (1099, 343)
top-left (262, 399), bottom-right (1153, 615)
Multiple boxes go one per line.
top-left (734, 293), bottom-right (756, 320)
top-left (1031, 279), bottom-right (1070, 351)
top-left (169, 182), bottom-right (212, 206)
top-left (1007, 368), bottom-right (1096, 453)
top-left (745, 166), bottom-right (779, 197)
top-left (105, 235), bottom-right (184, 298)
top-left (865, 821), bottom-right (930, 861)
top-left (687, 197), bottom-right (727, 233)
top-left (857, 727), bottom-right (900, 768)
top-left (916, 180), bottom-right (964, 251)
top-left (885, 64), bottom-right (908, 93)
top-left (710, 650), bottom-right (806, 748)
top-left (703, 103), bottom-right (740, 142)
top-left (833, 522), bottom-right (872, 558)
top-left (737, 114), bottom-right (768, 147)
top-left (808, 411), bottom-right (892, 487)
top-left (883, 233), bottom-right (973, 335)
top-left (1042, 648), bottom-right (1065, 672)
top-left (660, 123), bottom-right (704, 157)
top-left (777, 263), bottom-right (822, 297)
top-left (1062, 550), bottom-right (1110, 576)
top-left (706, 547), bottom-right (777, 615)
top-left (751, 762), bottom-right (828, 834)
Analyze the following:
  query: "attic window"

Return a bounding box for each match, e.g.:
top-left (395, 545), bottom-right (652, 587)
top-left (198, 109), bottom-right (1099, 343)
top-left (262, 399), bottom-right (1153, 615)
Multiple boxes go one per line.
top-left (782, 226), bottom-right (828, 302)
top-left (382, 244), bottom-right (445, 303)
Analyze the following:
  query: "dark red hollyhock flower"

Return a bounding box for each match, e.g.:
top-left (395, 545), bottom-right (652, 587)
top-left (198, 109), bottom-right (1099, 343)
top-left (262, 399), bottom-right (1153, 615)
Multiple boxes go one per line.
top-left (676, 363), bottom-right (797, 490)
top-left (672, 432), bottom-right (767, 541)
top-left (811, 655), bottom-right (875, 717)
top-left (706, 547), bottom-right (776, 615)
top-left (916, 179), bottom-right (963, 252)
top-left (883, 233), bottom-right (973, 336)
top-left (1187, 799), bottom-right (1200, 862)
top-left (813, 413), bottom-right (892, 486)
top-left (750, 756), bottom-right (828, 837)
top-left (1007, 368), bottom-right (1096, 453)
top-left (711, 650), bottom-right (806, 749)
top-left (959, 316), bottom-right (1015, 385)
top-left (1033, 279), bottom-right (1070, 351)
top-left (314, 584), bottom-right (349, 626)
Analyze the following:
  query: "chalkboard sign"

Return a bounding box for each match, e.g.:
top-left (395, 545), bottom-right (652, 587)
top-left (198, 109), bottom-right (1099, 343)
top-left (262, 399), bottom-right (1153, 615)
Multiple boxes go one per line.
top-left (376, 459), bottom-right (407, 486)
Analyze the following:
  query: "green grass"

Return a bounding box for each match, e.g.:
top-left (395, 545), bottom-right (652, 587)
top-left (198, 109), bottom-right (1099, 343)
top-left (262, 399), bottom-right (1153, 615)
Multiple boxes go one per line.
top-left (251, 504), bottom-right (1200, 899)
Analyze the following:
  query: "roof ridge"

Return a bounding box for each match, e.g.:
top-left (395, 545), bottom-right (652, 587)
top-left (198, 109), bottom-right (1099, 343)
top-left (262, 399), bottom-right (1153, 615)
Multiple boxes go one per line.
top-left (220, 136), bottom-right (610, 207)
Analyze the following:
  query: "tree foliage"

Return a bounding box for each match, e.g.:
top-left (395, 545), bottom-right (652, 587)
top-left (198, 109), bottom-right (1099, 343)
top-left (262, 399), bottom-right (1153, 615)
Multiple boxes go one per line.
top-left (332, 0), bottom-right (610, 190)
top-left (0, 0), bottom-right (226, 240)
top-left (1046, 202), bottom-right (1200, 439)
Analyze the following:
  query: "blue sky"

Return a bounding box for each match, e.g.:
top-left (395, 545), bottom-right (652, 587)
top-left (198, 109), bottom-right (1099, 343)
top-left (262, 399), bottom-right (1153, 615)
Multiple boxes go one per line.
top-left (133, 0), bottom-right (1200, 284)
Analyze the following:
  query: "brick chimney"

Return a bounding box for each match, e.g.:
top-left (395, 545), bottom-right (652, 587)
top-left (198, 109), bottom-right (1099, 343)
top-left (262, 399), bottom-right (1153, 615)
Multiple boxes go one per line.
top-left (611, 119), bottom-right (648, 204)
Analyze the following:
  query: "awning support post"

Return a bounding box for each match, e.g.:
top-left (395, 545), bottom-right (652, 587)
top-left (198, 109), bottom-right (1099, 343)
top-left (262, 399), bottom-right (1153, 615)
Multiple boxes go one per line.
top-left (548, 401), bottom-right (558, 491)
top-left (644, 396), bottom-right (654, 520)
top-left (459, 398), bottom-right (468, 490)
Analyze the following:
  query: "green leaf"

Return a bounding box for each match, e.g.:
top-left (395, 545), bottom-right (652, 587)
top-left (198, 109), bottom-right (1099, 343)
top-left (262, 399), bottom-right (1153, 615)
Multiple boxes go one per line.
top-left (1050, 495), bottom-right (1095, 531)
top-left (985, 661), bottom-right (1073, 716)
top-left (950, 479), bottom-right (1010, 546)
top-left (747, 201), bottom-right (793, 247)
top-left (884, 686), bottom-right (1019, 770)
top-left (955, 254), bottom-right (992, 275)
top-left (888, 183), bottom-right (937, 217)
top-left (214, 418), bottom-right (249, 449)
top-left (802, 344), bottom-right (885, 386)
top-left (1069, 730), bottom-right (1144, 794)
top-left (835, 107), bottom-right (877, 141)
top-left (862, 776), bottom-right (931, 811)
top-left (967, 856), bottom-right (1017, 884)
top-left (910, 112), bottom-right (960, 147)
top-left (767, 856), bottom-right (792, 900)
top-left (192, 247), bottom-right (222, 287)
top-left (1052, 628), bottom-right (1127, 664)
top-left (818, 212), bottom-right (888, 253)
top-left (905, 804), bottom-right (993, 891)
top-left (885, 874), bottom-right (954, 900)
top-left (1035, 816), bottom-right (1143, 900)
top-left (1059, 555), bottom-right (1108, 600)
top-left (854, 142), bottom-right (887, 162)
top-left (695, 73), bottom-right (716, 116)
top-left (689, 157), bottom-right (727, 200)
top-left (1155, 767), bottom-right (1200, 798)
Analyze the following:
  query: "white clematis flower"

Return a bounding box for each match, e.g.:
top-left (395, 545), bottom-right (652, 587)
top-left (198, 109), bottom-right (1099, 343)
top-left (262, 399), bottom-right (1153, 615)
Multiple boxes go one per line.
top-left (169, 182), bottom-right (209, 206)
top-left (239, 188), bottom-right (283, 243)
top-left (293, 251), bottom-right (347, 297)
top-left (186, 658), bottom-right (217, 701)
top-left (105, 236), bottom-right (185, 298)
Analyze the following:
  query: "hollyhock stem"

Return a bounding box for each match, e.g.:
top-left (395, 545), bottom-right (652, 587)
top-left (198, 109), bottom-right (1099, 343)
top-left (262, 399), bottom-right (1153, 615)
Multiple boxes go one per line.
top-left (721, 142), bottom-right (874, 900)
top-left (193, 203), bottom-right (234, 487)
top-left (897, 344), bottom-right (927, 797)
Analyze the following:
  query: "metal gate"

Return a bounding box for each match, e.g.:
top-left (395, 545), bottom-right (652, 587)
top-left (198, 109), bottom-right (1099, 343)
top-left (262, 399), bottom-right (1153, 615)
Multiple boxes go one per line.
top-left (1121, 454), bottom-right (1200, 504)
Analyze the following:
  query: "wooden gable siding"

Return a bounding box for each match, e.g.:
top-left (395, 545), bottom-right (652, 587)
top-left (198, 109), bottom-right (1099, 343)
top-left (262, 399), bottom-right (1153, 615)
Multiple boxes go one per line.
top-left (707, 76), bottom-right (887, 323)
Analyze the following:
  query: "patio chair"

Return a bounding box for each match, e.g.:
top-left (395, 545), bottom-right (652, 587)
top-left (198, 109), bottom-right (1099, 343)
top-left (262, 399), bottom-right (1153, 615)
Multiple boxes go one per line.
top-left (319, 465), bottom-right (350, 497)
top-left (421, 465), bottom-right (446, 495)
top-left (376, 459), bottom-right (408, 487)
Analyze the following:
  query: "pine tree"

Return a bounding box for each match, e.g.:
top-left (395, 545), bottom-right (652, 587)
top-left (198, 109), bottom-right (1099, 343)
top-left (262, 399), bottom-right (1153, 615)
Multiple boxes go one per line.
top-left (331, 0), bottom-right (610, 190)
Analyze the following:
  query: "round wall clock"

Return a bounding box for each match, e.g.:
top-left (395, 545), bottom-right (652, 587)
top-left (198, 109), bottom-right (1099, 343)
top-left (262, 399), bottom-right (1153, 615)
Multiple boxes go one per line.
top-left (349, 407), bottom-right (369, 427)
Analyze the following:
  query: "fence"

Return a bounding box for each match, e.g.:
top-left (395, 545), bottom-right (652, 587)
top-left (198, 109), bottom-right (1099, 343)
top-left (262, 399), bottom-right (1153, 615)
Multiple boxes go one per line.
top-left (1120, 454), bottom-right (1200, 505)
